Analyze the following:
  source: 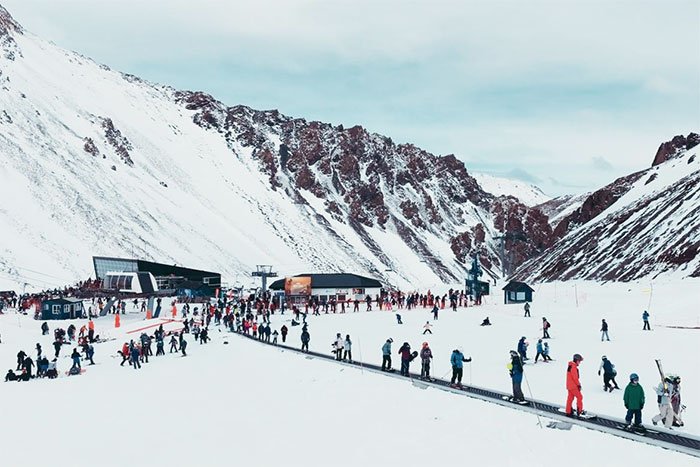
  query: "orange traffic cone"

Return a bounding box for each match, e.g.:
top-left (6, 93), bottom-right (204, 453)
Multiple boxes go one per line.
top-left (146, 309), bottom-right (152, 320)
top-left (114, 313), bottom-right (121, 328)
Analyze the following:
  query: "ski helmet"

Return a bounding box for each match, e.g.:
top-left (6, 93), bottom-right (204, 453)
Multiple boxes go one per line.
top-left (387, 338), bottom-right (393, 343)
top-left (573, 353), bottom-right (583, 362)
top-left (601, 355), bottom-right (607, 360)
top-left (630, 373), bottom-right (639, 381)
top-left (422, 342), bottom-right (428, 348)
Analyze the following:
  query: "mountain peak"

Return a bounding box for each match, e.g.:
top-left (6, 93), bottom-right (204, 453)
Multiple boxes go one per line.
top-left (651, 132), bottom-right (700, 166)
top-left (0, 4), bottom-right (23, 36)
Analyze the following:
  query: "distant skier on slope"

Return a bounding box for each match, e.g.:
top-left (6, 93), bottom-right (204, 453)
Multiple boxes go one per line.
top-left (642, 310), bottom-right (651, 330)
top-left (423, 321), bottom-right (432, 334)
top-left (523, 302), bottom-right (531, 318)
top-left (541, 317), bottom-right (551, 339)
top-left (600, 319), bottom-right (610, 341)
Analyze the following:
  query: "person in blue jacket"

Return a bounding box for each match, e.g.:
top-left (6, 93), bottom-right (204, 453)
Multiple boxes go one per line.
top-left (642, 311), bottom-right (651, 330)
top-left (517, 337), bottom-right (529, 361)
top-left (129, 344), bottom-right (141, 369)
top-left (450, 348), bottom-right (472, 387)
top-left (534, 339), bottom-right (544, 363)
top-left (70, 348), bottom-right (81, 371)
top-left (381, 338), bottom-right (393, 371)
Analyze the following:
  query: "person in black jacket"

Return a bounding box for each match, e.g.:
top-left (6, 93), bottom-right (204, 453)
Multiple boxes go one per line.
top-left (599, 355), bottom-right (619, 392)
top-left (300, 329), bottom-right (310, 352)
top-left (600, 319), bottom-right (610, 341)
top-left (16, 350), bottom-right (26, 370)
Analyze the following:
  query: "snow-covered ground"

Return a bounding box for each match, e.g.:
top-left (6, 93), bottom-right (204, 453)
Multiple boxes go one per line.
top-left (0, 280), bottom-right (697, 466)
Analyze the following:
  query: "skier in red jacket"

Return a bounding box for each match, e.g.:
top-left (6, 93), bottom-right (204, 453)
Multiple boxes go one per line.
top-left (566, 353), bottom-right (585, 416)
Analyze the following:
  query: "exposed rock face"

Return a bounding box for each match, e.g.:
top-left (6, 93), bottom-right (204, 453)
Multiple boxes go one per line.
top-left (515, 145), bottom-right (700, 282)
top-left (100, 117), bottom-right (134, 166)
top-left (652, 133), bottom-right (700, 166)
top-left (552, 172), bottom-right (644, 238)
top-left (0, 4), bottom-right (22, 60)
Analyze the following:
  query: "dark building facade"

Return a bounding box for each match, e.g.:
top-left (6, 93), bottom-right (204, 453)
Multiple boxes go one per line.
top-left (93, 256), bottom-right (221, 290)
top-left (502, 281), bottom-right (534, 304)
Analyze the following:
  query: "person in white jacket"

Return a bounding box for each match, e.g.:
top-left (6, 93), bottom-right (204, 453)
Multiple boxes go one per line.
top-left (343, 335), bottom-right (352, 362)
top-left (652, 377), bottom-right (674, 428)
top-left (334, 333), bottom-right (344, 361)
top-left (423, 321), bottom-right (433, 335)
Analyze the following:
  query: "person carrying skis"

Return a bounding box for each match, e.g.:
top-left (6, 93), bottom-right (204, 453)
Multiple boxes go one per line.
top-left (598, 356), bottom-right (619, 392)
top-left (523, 302), bottom-right (531, 317)
top-left (652, 376), bottom-right (674, 428)
top-left (381, 338), bottom-right (393, 371)
top-left (517, 337), bottom-right (529, 361)
top-left (600, 319), bottom-right (610, 341)
top-left (565, 353), bottom-right (585, 416)
top-left (623, 373), bottom-right (645, 430)
top-left (642, 310), bottom-right (651, 330)
top-left (542, 317), bottom-right (551, 339)
top-left (398, 342), bottom-right (413, 376)
top-left (450, 348), bottom-right (471, 387)
top-left (670, 376), bottom-right (684, 427)
top-left (300, 329), bottom-right (310, 353)
top-left (508, 350), bottom-right (525, 401)
top-left (423, 321), bottom-right (432, 334)
top-left (420, 342), bottom-right (433, 380)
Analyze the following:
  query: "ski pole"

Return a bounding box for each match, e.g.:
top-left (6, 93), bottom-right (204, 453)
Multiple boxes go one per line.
top-left (357, 337), bottom-right (364, 375)
top-left (523, 373), bottom-right (543, 429)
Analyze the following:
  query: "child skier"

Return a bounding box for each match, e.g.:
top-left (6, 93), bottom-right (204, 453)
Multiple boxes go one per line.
top-left (623, 373), bottom-right (645, 431)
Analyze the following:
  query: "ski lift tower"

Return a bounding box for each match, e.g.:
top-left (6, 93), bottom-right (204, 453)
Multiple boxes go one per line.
top-left (251, 265), bottom-right (277, 295)
top-left (465, 253), bottom-right (484, 303)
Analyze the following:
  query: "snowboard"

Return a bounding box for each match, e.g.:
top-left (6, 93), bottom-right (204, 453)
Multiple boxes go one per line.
top-left (409, 351), bottom-right (419, 362)
top-left (621, 425), bottom-right (648, 436)
top-left (381, 368), bottom-right (396, 373)
top-left (502, 396), bottom-right (530, 405)
top-left (557, 408), bottom-right (596, 420)
top-left (65, 368), bottom-right (86, 376)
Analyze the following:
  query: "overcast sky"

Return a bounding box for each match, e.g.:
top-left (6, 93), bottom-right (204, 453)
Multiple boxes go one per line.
top-left (4, 0), bottom-right (699, 196)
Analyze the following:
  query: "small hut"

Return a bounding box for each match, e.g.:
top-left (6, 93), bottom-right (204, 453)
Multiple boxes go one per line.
top-left (502, 281), bottom-right (534, 304)
top-left (41, 298), bottom-right (85, 320)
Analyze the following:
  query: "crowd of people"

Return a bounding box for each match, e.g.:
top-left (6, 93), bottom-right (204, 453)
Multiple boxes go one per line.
top-left (2, 288), bottom-right (686, 435)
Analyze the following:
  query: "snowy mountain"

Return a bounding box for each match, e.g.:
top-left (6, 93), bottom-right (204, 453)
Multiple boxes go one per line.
top-left (516, 137), bottom-right (700, 281)
top-left (471, 172), bottom-right (550, 207)
top-left (0, 5), bottom-right (556, 290)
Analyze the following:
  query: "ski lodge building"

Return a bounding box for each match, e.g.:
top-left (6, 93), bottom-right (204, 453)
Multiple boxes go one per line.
top-left (92, 256), bottom-right (221, 292)
top-left (268, 273), bottom-right (382, 305)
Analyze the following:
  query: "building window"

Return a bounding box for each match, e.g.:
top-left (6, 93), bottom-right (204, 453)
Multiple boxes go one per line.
top-left (52, 305), bottom-right (61, 315)
top-left (352, 288), bottom-right (364, 294)
top-left (516, 292), bottom-right (526, 301)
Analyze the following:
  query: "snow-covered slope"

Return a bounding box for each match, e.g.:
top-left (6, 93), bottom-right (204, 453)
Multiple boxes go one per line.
top-left (1, 279), bottom-right (698, 466)
top-left (0, 5), bottom-right (540, 290)
top-left (517, 145), bottom-right (700, 281)
top-left (472, 172), bottom-right (550, 207)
